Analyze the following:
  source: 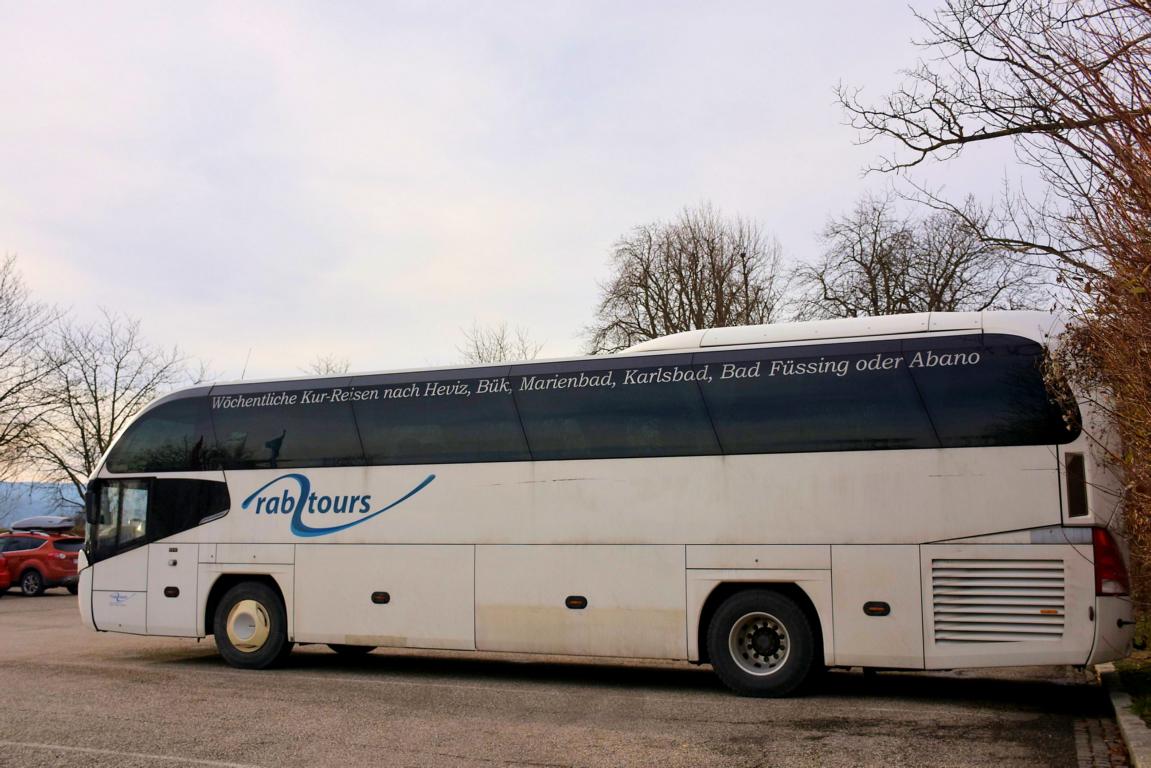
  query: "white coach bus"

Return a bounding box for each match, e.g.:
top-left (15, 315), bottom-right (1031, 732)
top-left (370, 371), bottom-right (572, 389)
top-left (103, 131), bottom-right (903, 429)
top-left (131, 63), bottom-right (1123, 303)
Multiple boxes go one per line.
top-left (77, 311), bottom-right (1133, 696)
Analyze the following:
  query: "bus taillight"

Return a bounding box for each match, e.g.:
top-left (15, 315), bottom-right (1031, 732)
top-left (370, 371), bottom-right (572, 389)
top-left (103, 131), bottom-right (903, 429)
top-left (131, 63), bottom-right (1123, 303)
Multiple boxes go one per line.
top-left (1093, 528), bottom-right (1130, 597)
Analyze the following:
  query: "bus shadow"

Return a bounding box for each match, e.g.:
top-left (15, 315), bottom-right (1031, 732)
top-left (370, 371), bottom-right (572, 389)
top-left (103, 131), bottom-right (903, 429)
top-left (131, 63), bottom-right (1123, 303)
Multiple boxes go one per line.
top-left (177, 648), bottom-right (1108, 713)
top-left (178, 646), bottom-right (723, 694)
top-left (290, 650), bottom-right (725, 695)
top-left (810, 668), bottom-right (1110, 716)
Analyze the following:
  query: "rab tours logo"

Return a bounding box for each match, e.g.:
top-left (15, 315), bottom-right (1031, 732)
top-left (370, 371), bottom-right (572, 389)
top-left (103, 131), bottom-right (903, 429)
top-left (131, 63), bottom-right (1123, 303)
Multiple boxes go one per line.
top-left (241, 473), bottom-right (436, 538)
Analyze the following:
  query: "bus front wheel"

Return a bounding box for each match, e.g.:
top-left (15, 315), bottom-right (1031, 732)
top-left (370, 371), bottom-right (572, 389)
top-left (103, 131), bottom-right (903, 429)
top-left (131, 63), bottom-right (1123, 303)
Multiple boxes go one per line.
top-left (213, 582), bottom-right (292, 670)
top-left (707, 589), bottom-right (815, 697)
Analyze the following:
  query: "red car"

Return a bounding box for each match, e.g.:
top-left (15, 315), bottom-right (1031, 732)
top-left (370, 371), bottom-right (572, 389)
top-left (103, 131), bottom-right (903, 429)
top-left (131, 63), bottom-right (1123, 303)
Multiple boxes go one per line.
top-left (0, 554), bottom-right (10, 595)
top-left (0, 531), bottom-right (83, 596)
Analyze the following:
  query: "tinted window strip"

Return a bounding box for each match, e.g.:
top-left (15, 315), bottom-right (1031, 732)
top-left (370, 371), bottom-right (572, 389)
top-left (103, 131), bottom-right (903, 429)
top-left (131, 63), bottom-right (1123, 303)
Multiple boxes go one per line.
top-left (187, 334), bottom-right (1079, 471)
top-left (900, 340), bottom-right (944, 448)
top-left (689, 353), bottom-right (726, 456)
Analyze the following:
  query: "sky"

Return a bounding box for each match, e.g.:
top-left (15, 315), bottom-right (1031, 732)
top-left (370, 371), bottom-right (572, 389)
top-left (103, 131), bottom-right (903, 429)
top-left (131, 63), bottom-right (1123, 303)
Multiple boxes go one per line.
top-left (0, 2), bottom-right (1032, 380)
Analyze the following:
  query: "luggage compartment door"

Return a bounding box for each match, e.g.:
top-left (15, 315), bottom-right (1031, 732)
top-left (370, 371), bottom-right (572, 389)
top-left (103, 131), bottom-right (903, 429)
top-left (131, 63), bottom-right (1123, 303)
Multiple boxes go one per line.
top-left (294, 544), bottom-right (475, 650)
top-left (831, 545), bottom-right (925, 668)
top-left (475, 545), bottom-right (686, 659)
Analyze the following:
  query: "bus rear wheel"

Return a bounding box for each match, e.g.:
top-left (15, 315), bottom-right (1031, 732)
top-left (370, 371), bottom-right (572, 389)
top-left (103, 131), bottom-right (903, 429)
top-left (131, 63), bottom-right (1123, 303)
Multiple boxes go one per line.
top-left (707, 589), bottom-right (815, 697)
top-left (214, 582), bottom-right (292, 670)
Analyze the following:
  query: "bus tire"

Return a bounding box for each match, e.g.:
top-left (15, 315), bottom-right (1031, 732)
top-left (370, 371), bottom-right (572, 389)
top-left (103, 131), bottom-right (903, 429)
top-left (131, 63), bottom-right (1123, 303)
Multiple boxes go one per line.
top-left (707, 589), bottom-right (814, 697)
top-left (328, 644), bottom-right (376, 656)
top-left (213, 582), bottom-right (291, 670)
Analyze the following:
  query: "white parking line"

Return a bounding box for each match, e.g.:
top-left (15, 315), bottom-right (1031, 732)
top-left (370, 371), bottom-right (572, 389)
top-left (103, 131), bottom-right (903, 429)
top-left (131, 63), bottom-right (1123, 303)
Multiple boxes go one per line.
top-left (0, 740), bottom-right (261, 768)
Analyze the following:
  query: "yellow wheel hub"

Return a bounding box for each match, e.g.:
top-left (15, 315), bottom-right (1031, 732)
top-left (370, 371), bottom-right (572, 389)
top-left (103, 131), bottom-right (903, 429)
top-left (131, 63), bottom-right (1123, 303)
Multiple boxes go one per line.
top-left (226, 599), bottom-right (271, 653)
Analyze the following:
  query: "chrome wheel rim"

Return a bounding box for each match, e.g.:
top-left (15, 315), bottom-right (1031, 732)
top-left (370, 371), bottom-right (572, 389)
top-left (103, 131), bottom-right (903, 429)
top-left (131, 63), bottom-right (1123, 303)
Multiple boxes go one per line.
top-left (226, 599), bottom-right (270, 653)
top-left (23, 572), bottom-right (41, 592)
top-left (728, 611), bottom-right (790, 676)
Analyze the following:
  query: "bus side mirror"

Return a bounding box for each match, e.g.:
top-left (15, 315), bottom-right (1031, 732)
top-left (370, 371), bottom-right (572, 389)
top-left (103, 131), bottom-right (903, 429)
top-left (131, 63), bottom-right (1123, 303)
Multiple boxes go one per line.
top-left (84, 486), bottom-right (98, 525)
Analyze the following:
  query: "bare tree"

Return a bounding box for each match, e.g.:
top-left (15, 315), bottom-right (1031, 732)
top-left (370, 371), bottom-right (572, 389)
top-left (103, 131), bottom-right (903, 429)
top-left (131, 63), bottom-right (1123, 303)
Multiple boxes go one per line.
top-left (588, 204), bottom-right (792, 353)
top-left (797, 195), bottom-right (915, 318)
top-left (838, 0), bottom-right (1151, 586)
top-left (457, 322), bottom-right (543, 364)
top-left (31, 310), bottom-right (198, 504)
top-left (302, 354), bottom-right (351, 376)
top-left (837, 0), bottom-right (1149, 273)
top-left (797, 194), bottom-right (1046, 317)
top-left (0, 256), bottom-right (58, 480)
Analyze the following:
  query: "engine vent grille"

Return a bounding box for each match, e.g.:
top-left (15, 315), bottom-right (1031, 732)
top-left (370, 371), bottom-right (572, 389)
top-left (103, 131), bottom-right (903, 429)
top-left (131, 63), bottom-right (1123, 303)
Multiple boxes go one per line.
top-left (931, 559), bottom-right (1065, 643)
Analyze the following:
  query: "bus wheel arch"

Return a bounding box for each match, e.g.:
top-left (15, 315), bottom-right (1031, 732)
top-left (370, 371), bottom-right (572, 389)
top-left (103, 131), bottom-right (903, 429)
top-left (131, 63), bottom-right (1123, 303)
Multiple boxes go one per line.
top-left (697, 582), bottom-right (823, 665)
top-left (705, 587), bottom-right (820, 697)
top-left (204, 574), bottom-right (285, 637)
top-left (210, 578), bottom-right (293, 669)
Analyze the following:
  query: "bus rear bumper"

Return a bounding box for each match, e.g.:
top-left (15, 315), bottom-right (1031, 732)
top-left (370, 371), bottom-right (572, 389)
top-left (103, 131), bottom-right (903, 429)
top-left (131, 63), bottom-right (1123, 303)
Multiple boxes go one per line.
top-left (1087, 595), bottom-right (1135, 666)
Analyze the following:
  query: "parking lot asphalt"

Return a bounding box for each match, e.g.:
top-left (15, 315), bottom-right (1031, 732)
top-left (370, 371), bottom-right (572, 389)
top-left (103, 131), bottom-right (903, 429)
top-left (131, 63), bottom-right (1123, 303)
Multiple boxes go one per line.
top-left (0, 591), bottom-right (1130, 767)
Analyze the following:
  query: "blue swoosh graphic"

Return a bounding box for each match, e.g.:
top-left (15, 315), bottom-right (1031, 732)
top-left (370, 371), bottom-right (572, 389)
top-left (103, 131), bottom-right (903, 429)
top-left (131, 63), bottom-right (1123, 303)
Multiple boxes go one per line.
top-left (240, 473), bottom-right (436, 538)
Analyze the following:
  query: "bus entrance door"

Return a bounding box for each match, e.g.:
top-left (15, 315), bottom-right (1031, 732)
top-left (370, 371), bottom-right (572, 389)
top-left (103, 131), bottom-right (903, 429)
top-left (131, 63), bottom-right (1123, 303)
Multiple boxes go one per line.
top-left (89, 479), bottom-right (150, 634)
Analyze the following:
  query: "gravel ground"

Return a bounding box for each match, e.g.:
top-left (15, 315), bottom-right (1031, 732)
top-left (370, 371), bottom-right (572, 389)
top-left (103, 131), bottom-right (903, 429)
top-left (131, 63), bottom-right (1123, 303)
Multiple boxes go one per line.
top-left (0, 591), bottom-right (1127, 767)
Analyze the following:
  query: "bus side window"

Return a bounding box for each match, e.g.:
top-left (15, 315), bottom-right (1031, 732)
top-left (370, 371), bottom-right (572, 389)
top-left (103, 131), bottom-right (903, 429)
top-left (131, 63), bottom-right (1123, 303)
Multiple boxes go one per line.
top-left (509, 355), bottom-right (719, 461)
top-left (105, 398), bottom-right (219, 473)
top-left (150, 479), bottom-right (231, 540)
top-left (352, 366), bottom-right (530, 465)
top-left (696, 339), bottom-right (938, 455)
top-left (118, 485), bottom-right (149, 548)
top-left (210, 383), bottom-right (364, 470)
top-left (905, 334), bottom-right (1080, 447)
top-left (92, 479), bottom-right (150, 562)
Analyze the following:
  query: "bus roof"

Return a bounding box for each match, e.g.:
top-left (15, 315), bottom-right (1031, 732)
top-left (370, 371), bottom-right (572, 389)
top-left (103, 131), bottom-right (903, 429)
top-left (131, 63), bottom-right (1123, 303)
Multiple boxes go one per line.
top-left (623, 310), bottom-right (1063, 353)
top-left (155, 310), bottom-right (1065, 399)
